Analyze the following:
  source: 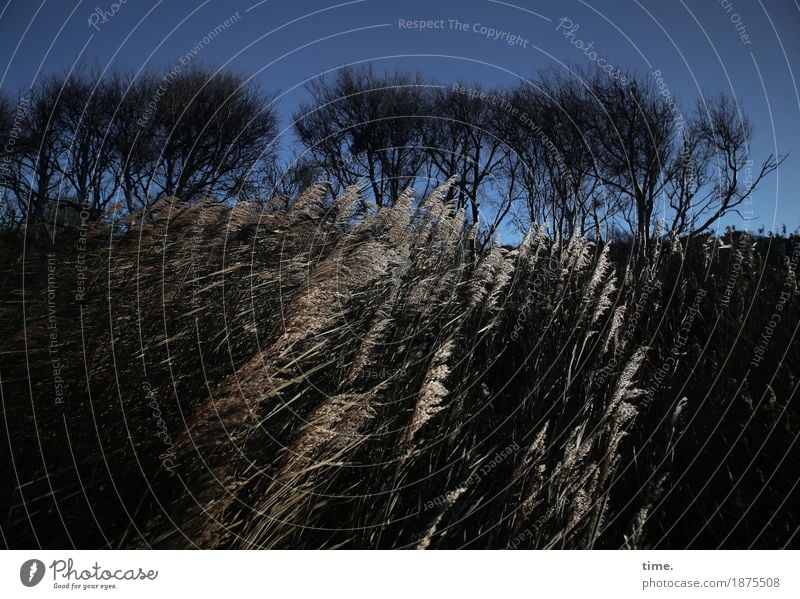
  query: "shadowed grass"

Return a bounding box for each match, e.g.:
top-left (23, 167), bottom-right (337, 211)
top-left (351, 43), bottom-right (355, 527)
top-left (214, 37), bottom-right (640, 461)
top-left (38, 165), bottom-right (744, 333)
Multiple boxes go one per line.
top-left (1, 185), bottom-right (798, 548)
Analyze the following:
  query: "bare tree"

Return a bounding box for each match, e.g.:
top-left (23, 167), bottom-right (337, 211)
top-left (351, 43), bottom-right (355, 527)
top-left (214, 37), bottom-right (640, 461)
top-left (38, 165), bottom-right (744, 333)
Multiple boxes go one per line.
top-left (1, 76), bottom-right (64, 224)
top-left (294, 65), bottom-right (430, 207)
top-left (668, 95), bottom-right (783, 236)
top-left (423, 84), bottom-right (509, 224)
top-left (54, 69), bottom-right (121, 220)
top-left (502, 72), bottom-right (601, 240)
top-left (0, 93), bottom-right (20, 228)
top-left (106, 70), bottom-right (161, 216)
top-left (143, 67), bottom-right (279, 207)
top-left (582, 71), bottom-right (674, 250)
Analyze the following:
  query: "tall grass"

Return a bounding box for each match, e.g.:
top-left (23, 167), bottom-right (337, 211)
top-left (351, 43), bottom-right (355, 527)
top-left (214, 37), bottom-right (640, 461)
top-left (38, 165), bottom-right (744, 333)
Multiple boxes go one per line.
top-left (1, 185), bottom-right (798, 548)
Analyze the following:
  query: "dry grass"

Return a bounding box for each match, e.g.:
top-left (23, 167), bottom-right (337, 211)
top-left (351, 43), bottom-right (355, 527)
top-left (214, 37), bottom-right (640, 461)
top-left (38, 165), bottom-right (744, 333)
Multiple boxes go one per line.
top-left (1, 187), bottom-right (798, 549)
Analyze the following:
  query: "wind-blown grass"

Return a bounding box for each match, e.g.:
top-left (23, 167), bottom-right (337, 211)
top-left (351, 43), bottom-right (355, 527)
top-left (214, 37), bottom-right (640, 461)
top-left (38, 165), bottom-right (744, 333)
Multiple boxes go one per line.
top-left (1, 184), bottom-right (798, 549)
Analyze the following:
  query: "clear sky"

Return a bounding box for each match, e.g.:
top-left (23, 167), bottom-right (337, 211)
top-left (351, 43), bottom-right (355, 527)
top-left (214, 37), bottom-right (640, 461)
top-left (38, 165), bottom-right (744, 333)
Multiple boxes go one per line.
top-left (1, 0), bottom-right (798, 232)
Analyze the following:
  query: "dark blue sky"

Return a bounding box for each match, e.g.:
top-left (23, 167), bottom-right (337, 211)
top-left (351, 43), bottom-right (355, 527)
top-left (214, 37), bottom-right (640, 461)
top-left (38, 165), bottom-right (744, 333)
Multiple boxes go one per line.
top-left (1, 0), bottom-right (798, 231)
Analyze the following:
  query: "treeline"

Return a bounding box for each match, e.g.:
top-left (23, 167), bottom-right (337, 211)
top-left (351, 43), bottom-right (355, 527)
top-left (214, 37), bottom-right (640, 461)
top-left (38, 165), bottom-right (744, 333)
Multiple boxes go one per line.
top-left (292, 65), bottom-right (782, 245)
top-left (0, 64), bottom-right (782, 242)
top-left (0, 66), bottom-right (278, 229)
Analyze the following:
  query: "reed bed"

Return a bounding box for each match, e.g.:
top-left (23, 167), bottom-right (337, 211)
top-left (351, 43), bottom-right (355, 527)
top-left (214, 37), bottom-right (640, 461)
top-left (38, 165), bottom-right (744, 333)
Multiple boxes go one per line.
top-left (1, 184), bottom-right (798, 548)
